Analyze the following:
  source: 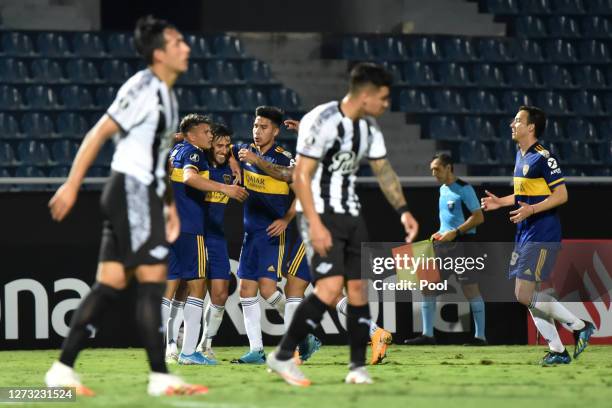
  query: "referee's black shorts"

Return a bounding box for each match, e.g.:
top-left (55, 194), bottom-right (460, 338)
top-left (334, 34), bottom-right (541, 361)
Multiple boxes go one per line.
top-left (297, 212), bottom-right (368, 282)
top-left (437, 234), bottom-right (480, 285)
top-left (98, 171), bottom-right (169, 268)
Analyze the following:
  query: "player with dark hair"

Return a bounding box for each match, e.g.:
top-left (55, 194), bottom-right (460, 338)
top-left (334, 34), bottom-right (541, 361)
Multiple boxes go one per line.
top-left (266, 62), bottom-right (419, 386)
top-left (45, 15), bottom-right (209, 396)
top-left (482, 106), bottom-right (594, 365)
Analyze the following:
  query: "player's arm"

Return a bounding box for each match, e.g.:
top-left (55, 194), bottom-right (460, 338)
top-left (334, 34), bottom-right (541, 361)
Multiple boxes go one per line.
top-left (293, 154), bottom-right (332, 256)
top-left (267, 197), bottom-right (297, 237)
top-left (49, 115), bottom-right (118, 221)
top-left (369, 157), bottom-right (419, 242)
top-left (509, 184), bottom-right (568, 223)
top-left (437, 210), bottom-right (484, 242)
top-left (238, 148), bottom-right (293, 183)
top-left (480, 191), bottom-right (515, 211)
top-left (183, 168), bottom-right (248, 202)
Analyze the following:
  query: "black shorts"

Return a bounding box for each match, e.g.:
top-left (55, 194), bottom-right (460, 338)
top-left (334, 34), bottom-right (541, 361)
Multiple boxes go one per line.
top-left (297, 212), bottom-right (369, 282)
top-left (437, 234), bottom-right (480, 285)
top-left (98, 171), bottom-right (169, 268)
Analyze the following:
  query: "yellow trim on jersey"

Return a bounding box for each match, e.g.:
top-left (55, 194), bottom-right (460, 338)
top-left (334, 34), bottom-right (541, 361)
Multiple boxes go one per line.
top-left (197, 235), bottom-right (206, 278)
top-left (205, 191), bottom-right (230, 204)
top-left (288, 243), bottom-right (306, 276)
top-left (243, 169), bottom-right (289, 195)
top-left (170, 167), bottom-right (209, 183)
top-left (548, 178), bottom-right (565, 188)
top-left (277, 231), bottom-right (285, 278)
top-left (535, 248), bottom-right (547, 282)
top-left (513, 177), bottom-right (551, 196)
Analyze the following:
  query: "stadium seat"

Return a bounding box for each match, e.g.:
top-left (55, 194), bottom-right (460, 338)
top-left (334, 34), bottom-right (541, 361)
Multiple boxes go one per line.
top-left (545, 142), bottom-right (563, 160)
top-left (0, 58), bottom-right (29, 83)
top-left (514, 39), bottom-right (545, 62)
top-left (497, 117), bottom-right (513, 139)
top-left (0, 142), bottom-right (17, 166)
top-left (542, 119), bottom-right (566, 141)
top-left (21, 113), bottom-right (55, 138)
top-left (442, 37), bottom-right (478, 62)
top-left (101, 60), bottom-right (134, 84)
top-left (94, 140), bottom-right (114, 166)
top-left (545, 39), bottom-right (578, 63)
top-left (72, 32), bottom-right (106, 57)
top-left (478, 38), bottom-right (515, 62)
top-left (176, 61), bottom-right (205, 85)
top-left (212, 35), bottom-right (245, 58)
top-left (242, 60), bottom-right (273, 84)
top-left (36, 33), bottom-right (72, 57)
top-left (428, 116), bottom-right (462, 140)
top-left (374, 37), bottom-right (407, 61)
top-left (230, 113), bottom-right (253, 138)
top-left (268, 88), bottom-right (301, 111)
top-left (573, 66), bottom-right (607, 88)
top-left (570, 91), bottom-right (604, 115)
top-left (1, 32), bottom-right (35, 56)
top-left (494, 139), bottom-right (517, 164)
top-left (410, 38), bottom-right (443, 61)
top-left (600, 141), bottom-right (612, 164)
top-left (0, 85), bottom-right (24, 109)
top-left (553, 0), bottom-right (586, 14)
top-left (0, 167), bottom-right (12, 191)
top-left (536, 91), bottom-right (569, 115)
top-left (486, 0), bottom-right (520, 14)
top-left (567, 118), bottom-right (599, 141)
top-left (185, 35), bottom-right (212, 58)
top-left (519, 0), bottom-right (553, 14)
top-left (0, 113), bottom-right (21, 138)
top-left (25, 86), bottom-right (60, 109)
top-left (341, 36), bottom-right (373, 60)
top-left (438, 63), bottom-right (472, 86)
top-left (66, 59), bottom-right (101, 83)
top-left (381, 62), bottom-right (403, 85)
top-left (235, 87), bottom-right (267, 111)
top-left (473, 64), bottom-right (506, 87)
top-left (57, 112), bottom-right (89, 139)
top-left (434, 90), bottom-right (468, 113)
top-left (548, 16), bottom-right (581, 38)
top-left (589, 167), bottom-right (611, 176)
top-left (515, 16), bottom-right (548, 38)
top-left (206, 60), bottom-right (241, 84)
top-left (200, 87), bottom-right (235, 111)
top-left (582, 16), bottom-right (612, 39)
top-left (16, 140), bottom-right (52, 165)
top-left (174, 87), bottom-right (199, 110)
top-left (541, 65), bottom-right (575, 88)
top-left (562, 140), bottom-right (595, 164)
top-left (50, 140), bottom-right (78, 165)
top-left (30, 59), bottom-right (65, 83)
top-left (403, 62), bottom-right (437, 85)
top-left (459, 140), bottom-right (494, 164)
top-left (15, 165), bottom-right (50, 192)
top-left (604, 93), bottom-right (612, 114)
top-left (95, 86), bottom-right (117, 108)
top-left (107, 33), bottom-right (137, 57)
top-left (60, 85), bottom-right (94, 109)
top-left (501, 90), bottom-right (533, 113)
top-left (579, 40), bottom-right (611, 63)
top-left (397, 89), bottom-right (433, 112)
top-left (49, 166), bottom-right (70, 177)
top-left (468, 90), bottom-right (501, 113)
top-left (464, 117), bottom-right (497, 141)
top-left (585, 0), bottom-right (612, 13)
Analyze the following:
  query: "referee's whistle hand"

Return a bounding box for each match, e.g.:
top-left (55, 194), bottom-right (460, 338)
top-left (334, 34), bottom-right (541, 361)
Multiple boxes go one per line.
top-left (48, 183), bottom-right (78, 222)
top-left (309, 222), bottom-right (332, 257)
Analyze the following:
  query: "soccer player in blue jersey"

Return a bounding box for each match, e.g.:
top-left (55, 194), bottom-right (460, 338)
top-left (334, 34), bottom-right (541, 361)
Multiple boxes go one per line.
top-left (481, 106), bottom-right (595, 365)
top-left (405, 153), bottom-right (486, 346)
top-left (167, 114), bottom-right (248, 365)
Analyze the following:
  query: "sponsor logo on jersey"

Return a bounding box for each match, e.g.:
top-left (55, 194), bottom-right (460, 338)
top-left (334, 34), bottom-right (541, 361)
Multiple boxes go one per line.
top-left (149, 245), bottom-right (169, 260)
top-left (316, 262), bottom-right (333, 274)
top-left (547, 158), bottom-right (558, 169)
top-left (328, 151), bottom-right (358, 175)
top-left (189, 153), bottom-right (200, 163)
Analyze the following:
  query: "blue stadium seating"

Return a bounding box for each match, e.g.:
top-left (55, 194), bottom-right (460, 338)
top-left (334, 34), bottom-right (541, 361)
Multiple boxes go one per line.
top-left (60, 85), bottom-right (94, 109)
top-left (374, 37), bottom-right (407, 61)
top-left (434, 90), bottom-right (468, 113)
top-left (582, 16), bottom-right (612, 38)
top-left (0, 113), bottom-right (21, 138)
top-left (94, 141), bottom-right (114, 166)
top-left (410, 38), bottom-right (443, 61)
top-left (542, 118), bottom-right (566, 140)
top-left (57, 112), bottom-right (89, 139)
top-left (95, 86), bottom-right (117, 108)
top-left (604, 93), bottom-right (612, 113)
top-left (235, 88), bottom-right (267, 111)
top-left (553, 0), bottom-right (586, 14)
top-left (428, 116), bottom-right (462, 140)
top-left (72, 33), bottom-right (106, 57)
top-left (206, 60), bottom-right (241, 84)
top-left (541, 65), bottom-right (575, 88)
top-left (30, 59), bottom-right (65, 83)
top-left (579, 40), bottom-right (611, 63)
top-left (438, 63), bottom-right (472, 86)
top-left (562, 140), bottom-right (596, 164)
top-left (473, 64), bottom-right (506, 87)
top-left (212, 35), bottom-right (245, 59)
top-left (381, 62), bottom-right (403, 85)
top-left (1, 32), bottom-right (35, 56)
top-left (175, 87), bottom-right (199, 109)
top-left (506, 64), bottom-right (543, 88)
top-left (230, 113), bottom-right (253, 138)
top-left (443, 37), bottom-right (478, 62)
top-left (485, 0), bottom-right (520, 14)
top-left (242, 60), bottom-right (273, 84)
top-left (200, 87), bottom-right (235, 111)
top-left (567, 118), bottom-right (599, 141)
top-left (548, 16), bottom-right (581, 38)
top-left (50, 140), bottom-right (78, 165)
top-left (600, 141), bottom-right (612, 164)
top-left (185, 35), bottom-right (212, 58)
top-left (107, 33), bottom-right (137, 57)
top-left (0, 58), bottom-right (29, 83)
top-left (66, 59), bottom-right (101, 83)
top-left (585, 0), bottom-right (612, 14)
top-left (573, 65), bottom-right (607, 88)
top-left (536, 91), bottom-right (569, 115)
top-left (397, 89), bottom-right (433, 112)
top-left (176, 61), bottom-right (205, 85)
top-left (49, 166), bottom-right (70, 177)
top-left (269, 88), bottom-right (301, 111)
top-left (101, 60), bottom-right (134, 84)
top-left (342, 37), bottom-right (373, 60)
top-left (21, 113), bottom-right (55, 138)
top-left (545, 39), bottom-right (578, 62)
top-left (515, 16), bottom-right (548, 37)
top-left (501, 91), bottom-right (533, 113)
top-left (36, 33), bottom-right (72, 57)
top-left (468, 90), bottom-right (501, 113)
top-left (459, 140), bottom-right (494, 164)
top-left (0, 85), bottom-right (24, 109)
top-left (465, 117), bottom-right (497, 140)
top-left (571, 91), bottom-right (604, 115)
top-left (514, 39), bottom-right (545, 62)
top-left (478, 38), bottom-right (515, 62)
top-left (403, 62), bottom-right (437, 85)
top-left (0, 168), bottom-right (12, 191)
top-left (494, 139), bottom-right (517, 164)
top-left (25, 86), bottom-right (60, 109)
top-left (16, 141), bottom-right (52, 165)
top-left (519, 0), bottom-right (553, 14)
top-left (0, 142), bottom-right (17, 166)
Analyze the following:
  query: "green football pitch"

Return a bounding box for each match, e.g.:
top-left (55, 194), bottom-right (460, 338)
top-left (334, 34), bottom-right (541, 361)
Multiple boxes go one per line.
top-left (1, 346), bottom-right (611, 408)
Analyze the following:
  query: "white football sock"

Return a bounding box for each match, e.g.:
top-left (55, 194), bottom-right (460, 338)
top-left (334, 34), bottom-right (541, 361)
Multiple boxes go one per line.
top-left (265, 291), bottom-right (286, 318)
top-left (531, 292), bottom-right (585, 330)
top-left (161, 297), bottom-right (171, 338)
top-left (284, 297), bottom-right (302, 333)
top-left (337, 296), bottom-right (378, 336)
top-left (181, 296), bottom-right (204, 355)
top-left (530, 308), bottom-right (565, 353)
top-left (203, 303), bottom-right (225, 341)
top-left (241, 297), bottom-right (263, 351)
top-left (167, 299), bottom-right (184, 345)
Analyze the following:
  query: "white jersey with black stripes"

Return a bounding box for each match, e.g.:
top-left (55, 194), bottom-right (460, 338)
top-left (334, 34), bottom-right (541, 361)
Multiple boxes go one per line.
top-left (295, 100), bottom-right (387, 216)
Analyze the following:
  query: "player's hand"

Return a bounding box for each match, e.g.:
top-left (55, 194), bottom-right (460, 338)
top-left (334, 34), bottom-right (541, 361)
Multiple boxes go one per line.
top-left (48, 182), bottom-right (79, 222)
top-left (238, 148), bottom-right (258, 165)
top-left (267, 218), bottom-right (289, 237)
top-left (224, 184), bottom-right (249, 202)
top-left (430, 232), bottom-right (442, 241)
top-left (400, 211), bottom-right (419, 243)
top-left (228, 154), bottom-right (241, 184)
top-left (481, 190), bottom-right (502, 211)
top-left (509, 201), bottom-right (534, 224)
top-left (164, 202), bottom-right (180, 243)
top-left (310, 220), bottom-right (332, 257)
top-left (437, 230), bottom-right (457, 242)
top-left (284, 119), bottom-right (300, 133)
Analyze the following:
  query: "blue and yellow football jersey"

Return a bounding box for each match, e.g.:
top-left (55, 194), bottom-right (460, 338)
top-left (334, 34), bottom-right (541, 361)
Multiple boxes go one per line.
top-left (231, 143), bottom-right (293, 233)
top-left (513, 142), bottom-right (565, 244)
top-left (169, 142), bottom-right (210, 234)
top-left (204, 164), bottom-right (232, 239)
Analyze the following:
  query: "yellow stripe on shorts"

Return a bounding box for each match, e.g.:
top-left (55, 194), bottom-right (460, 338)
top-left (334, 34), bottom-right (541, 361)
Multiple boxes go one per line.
top-left (197, 235), bottom-right (206, 278)
top-left (535, 248), bottom-right (547, 282)
top-left (277, 231), bottom-right (285, 278)
top-left (288, 243), bottom-right (306, 276)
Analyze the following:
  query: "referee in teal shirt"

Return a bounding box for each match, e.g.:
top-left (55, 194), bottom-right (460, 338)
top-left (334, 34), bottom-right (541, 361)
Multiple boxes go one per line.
top-left (405, 153), bottom-right (487, 346)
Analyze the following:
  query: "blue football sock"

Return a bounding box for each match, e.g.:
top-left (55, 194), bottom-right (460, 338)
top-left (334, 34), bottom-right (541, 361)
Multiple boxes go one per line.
top-left (421, 296), bottom-right (437, 337)
top-left (469, 296), bottom-right (486, 340)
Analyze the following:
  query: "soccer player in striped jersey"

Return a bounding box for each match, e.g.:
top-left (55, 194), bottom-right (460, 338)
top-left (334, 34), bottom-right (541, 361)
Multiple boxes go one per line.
top-left (481, 106), bottom-right (594, 365)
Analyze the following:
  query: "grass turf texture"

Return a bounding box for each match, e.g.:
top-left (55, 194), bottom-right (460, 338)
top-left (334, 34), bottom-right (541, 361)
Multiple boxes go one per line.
top-left (1, 346), bottom-right (611, 408)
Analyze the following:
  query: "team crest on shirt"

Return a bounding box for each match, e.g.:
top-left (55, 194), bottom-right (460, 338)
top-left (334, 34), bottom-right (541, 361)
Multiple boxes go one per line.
top-left (189, 153), bottom-right (200, 163)
top-left (223, 174), bottom-right (232, 184)
top-left (522, 164), bottom-right (530, 176)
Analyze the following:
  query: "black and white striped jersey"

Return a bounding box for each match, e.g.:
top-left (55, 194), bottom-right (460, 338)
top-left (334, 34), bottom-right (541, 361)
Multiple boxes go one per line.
top-left (106, 68), bottom-right (178, 197)
top-left (296, 100), bottom-right (387, 216)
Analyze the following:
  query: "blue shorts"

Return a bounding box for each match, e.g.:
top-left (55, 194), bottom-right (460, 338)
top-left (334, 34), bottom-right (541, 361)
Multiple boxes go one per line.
top-left (238, 230), bottom-right (286, 281)
top-left (508, 241), bottom-right (561, 282)
top-left (168, 232), bottom-right (207, 281)
top-left (283, 232), bottom-right (311, 283)
top-left (206, 235), bottom-right (231, 280)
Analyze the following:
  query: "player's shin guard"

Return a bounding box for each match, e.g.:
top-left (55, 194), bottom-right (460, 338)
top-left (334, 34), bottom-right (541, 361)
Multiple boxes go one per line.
top-left (59, 282), bottom-right (120, 368)
top-left (277, 293), bottom-right (328, 361)
top-left (136, 282), bottom-right (168, 373)
top-left (347, 304), bottom-right (370, 369)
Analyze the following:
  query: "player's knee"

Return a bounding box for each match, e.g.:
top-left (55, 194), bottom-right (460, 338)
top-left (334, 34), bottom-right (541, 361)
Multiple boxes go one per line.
top-left (211, 291), bottom-right (228, 305)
